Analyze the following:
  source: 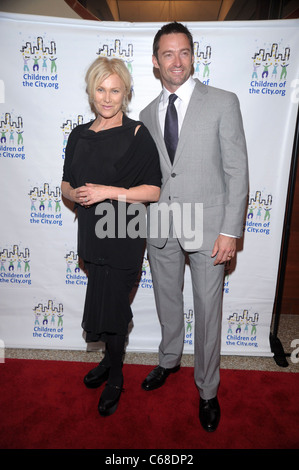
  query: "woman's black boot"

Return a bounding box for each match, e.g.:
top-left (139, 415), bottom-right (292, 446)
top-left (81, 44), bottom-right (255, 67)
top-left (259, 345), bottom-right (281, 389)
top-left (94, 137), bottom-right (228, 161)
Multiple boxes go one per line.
top-left (84, 362), bottom-right (110, 388)
top-left (98, 379), bottom-right (124, 416)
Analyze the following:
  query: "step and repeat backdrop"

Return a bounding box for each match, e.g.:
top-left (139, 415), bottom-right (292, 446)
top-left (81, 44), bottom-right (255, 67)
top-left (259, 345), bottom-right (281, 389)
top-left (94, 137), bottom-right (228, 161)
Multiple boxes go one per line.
top-left (0, 12), bottom-right (298, 356)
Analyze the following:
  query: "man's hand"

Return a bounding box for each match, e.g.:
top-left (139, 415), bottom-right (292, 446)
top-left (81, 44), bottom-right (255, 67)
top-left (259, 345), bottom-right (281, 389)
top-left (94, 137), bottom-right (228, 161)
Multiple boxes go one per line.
top-left (211, 234), bottom-right (236, 266)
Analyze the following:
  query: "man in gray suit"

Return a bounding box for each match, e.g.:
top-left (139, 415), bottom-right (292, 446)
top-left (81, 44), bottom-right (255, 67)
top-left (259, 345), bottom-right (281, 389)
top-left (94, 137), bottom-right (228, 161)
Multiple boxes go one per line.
top-left (140, 22), bottom-right (248, 432)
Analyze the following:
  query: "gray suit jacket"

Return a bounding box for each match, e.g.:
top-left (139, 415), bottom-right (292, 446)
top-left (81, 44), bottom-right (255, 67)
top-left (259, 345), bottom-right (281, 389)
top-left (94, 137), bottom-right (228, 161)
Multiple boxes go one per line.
top-left (140, 79), bottom-right (249, 252)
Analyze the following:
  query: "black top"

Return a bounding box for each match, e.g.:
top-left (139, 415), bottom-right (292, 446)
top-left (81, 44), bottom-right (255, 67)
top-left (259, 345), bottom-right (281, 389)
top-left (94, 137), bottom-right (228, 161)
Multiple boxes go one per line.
top-left (62, 115), bottom-right (161, 269)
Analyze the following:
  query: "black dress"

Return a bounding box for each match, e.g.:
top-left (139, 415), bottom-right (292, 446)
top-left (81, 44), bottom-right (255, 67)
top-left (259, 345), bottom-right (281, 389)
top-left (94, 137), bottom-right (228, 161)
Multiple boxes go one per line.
top-left (62, 115), bottom-right (161, 341)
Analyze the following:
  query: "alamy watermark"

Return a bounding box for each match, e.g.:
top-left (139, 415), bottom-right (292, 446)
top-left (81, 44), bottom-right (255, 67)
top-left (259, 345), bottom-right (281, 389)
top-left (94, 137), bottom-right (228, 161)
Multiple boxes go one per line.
top-left (95, 200), bottom-right (203, 250)
top-left (290, 339), bottom-right (299, 364)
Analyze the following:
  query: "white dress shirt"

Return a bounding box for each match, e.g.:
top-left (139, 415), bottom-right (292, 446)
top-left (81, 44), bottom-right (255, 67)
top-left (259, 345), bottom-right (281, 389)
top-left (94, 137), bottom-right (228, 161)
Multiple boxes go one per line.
top-left (159, 76), bottom-right (196, 136)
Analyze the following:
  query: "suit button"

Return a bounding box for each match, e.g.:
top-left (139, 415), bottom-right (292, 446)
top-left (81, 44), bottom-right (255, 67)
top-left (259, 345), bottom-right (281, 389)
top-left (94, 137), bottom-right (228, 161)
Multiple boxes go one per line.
top-left (171, 173), bottom-right (176, 177)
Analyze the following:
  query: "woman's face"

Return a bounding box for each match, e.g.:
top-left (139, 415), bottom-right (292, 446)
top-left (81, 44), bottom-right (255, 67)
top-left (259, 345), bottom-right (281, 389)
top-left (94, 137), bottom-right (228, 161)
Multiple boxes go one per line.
top-left (93, 73), bottom-right (126, 119)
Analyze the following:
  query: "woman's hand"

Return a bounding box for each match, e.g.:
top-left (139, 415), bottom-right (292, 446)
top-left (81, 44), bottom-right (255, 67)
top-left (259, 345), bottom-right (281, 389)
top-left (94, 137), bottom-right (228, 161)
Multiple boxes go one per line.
top-left (80, 183), bottom-right (111, 206)
top-left (61, 181), bottom-right (160, 207)
top-left (61, 181), bottom-right (110, 206)
top-left (66, 183), bottom-right (111, 207)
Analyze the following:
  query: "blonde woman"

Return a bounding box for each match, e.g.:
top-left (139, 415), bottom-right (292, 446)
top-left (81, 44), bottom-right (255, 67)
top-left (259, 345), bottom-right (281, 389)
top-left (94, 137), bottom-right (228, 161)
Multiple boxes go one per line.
top-left (61, 57), bottom-right (161, 416)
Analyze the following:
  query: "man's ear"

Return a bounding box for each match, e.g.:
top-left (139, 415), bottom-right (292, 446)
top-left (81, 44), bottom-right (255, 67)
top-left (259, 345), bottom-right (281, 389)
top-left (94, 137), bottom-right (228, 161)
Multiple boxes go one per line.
top-left (152, 54), bottom-right (159, 69)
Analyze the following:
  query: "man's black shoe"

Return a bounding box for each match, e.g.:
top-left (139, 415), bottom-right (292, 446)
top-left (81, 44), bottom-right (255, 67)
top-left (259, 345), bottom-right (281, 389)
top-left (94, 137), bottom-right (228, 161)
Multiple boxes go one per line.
top-left (199, 396), bottom-right (220, 432)
top-left (141, 365), bottom-right (180, 391)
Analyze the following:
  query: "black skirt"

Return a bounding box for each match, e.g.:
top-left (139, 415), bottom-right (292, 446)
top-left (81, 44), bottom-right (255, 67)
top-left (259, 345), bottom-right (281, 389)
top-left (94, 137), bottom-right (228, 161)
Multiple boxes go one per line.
top-left (81, 261), bottom-right (139, 342)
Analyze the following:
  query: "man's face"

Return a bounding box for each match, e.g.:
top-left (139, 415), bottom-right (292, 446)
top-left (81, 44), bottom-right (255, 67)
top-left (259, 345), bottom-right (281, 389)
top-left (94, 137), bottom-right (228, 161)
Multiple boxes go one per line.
top-left (153, 33), bottom-right (194, 92)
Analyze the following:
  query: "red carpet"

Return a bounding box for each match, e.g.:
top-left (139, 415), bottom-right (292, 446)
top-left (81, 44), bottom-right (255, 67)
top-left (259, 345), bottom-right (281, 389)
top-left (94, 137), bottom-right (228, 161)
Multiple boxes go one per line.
top-left (0, 359), bottom-right (298, 450)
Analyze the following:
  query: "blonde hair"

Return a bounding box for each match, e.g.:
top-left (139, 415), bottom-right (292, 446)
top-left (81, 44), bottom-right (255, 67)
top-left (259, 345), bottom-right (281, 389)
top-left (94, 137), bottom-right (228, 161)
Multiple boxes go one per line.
top-left (85, 56), bottom-right (132, 114)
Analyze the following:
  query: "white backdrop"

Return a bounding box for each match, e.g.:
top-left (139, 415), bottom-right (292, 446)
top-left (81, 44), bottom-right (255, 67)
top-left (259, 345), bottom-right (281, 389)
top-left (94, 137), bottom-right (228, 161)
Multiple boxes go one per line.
top-left (0, 12), bottom-right (299, 356)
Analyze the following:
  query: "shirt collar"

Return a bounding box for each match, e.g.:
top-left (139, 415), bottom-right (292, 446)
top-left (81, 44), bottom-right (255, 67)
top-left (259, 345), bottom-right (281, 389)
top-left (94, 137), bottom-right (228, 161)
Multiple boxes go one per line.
top-left (161, 76), bottom-right (196, 106)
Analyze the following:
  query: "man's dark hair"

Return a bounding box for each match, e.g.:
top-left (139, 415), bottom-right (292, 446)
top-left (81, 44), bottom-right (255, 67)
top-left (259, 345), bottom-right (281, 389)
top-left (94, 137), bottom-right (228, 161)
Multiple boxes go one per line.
top-left (153, 22), bottom-right (194, 59)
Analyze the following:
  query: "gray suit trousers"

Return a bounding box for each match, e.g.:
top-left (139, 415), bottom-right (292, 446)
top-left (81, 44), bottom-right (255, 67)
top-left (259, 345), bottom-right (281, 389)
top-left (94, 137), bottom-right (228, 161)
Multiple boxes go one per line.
top-left (147, 235), bottom-right (224, 400)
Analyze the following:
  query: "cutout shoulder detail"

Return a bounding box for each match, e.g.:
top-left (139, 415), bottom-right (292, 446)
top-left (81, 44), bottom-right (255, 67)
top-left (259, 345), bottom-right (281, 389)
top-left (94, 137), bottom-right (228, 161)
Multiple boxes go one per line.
top-left (134, 124), bottom-right (141, 136)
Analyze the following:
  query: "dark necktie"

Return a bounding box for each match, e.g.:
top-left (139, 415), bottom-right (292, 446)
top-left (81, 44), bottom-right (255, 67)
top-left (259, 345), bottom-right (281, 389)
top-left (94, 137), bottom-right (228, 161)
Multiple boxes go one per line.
top-left (164, 93), bottom-right (178, 164)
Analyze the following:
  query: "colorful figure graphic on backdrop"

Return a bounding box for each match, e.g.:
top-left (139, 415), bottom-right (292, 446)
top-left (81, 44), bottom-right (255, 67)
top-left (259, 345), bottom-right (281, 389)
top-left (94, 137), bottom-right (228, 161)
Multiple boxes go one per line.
top-left (17, 130), bottom-right (24, 145)
top-left (54, 197), bottom-right (61, 212)
top-left (203, 60), bottom-right (211, 77)
top-left (264, 205), bottom-right (272, 221)
top-left (17, 257), bottom-right (22, 271)
top-left (251, 58), bottom-right (261, 78)
top-left (251, 42), bottom-right (290, 85)
top-left (126, 59), bottom-right (133, 74)
top-left (20, 37), bottom-right (58, 85)
top-left (62, 130), bottom-right (69, 147)
top-left (1, 128), bottom-right (7, 143)
top-left (66, 255), bottom-right (72, 273)
top-left (48, 196), bottom-right (53, 211)
top-left (227, 319), bottom-right (234, 335)
top-left (42, 55), bottom-right (47, 73)
top-left (272, 60), bottom-right (279, 79)
top-left (39, 198), bottom-right (45, 211)
top-left (256, 204), bottom-right (262, 220)
top-left (248, 204), bottom-right (255, 219)
top-left (1, 113), bottom-right (24, 150)
top-left (29, 184), bottom-right (62, 223)
top-left (57, 312), bottom-right (63, 327)
top-left (262, 61), bottom-right (271, 78)
top-left (280, 60), bottom-right (289, 80)
top-left (186, 320), bottom-right (192, 333)
top-left (0, 253), bottom-right (6, 272)
top-left (22, 53), bottom-right (30, 72)
top-left (9, 130), bottom-right (14, 144)
top-left (50, 55), bottom-right (57, 73)
top-left (9, 260), bottom-right (14, 271)
top-left (24, 257), bottom-right (30, 272)
top-left (247, 191), bottom-right (273, 228)
top-left (29, 194), bottom-right (37, 211)
top-left (33, 55), bottom-right (40, 71)
top-left (251, 322), bottom-right (257, 335)
top-left (75, 262), bottom-right (80, 273)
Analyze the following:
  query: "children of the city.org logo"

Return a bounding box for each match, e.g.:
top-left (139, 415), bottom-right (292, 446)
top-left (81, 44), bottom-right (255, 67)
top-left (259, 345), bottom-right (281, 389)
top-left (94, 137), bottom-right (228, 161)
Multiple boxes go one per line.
top-left (249, 42), bottom-right (290, 97)
top-left (33, 300), bottom-right (64, 341)
top-left (193, 39), bottom-right (212, 86)
top-left (0, 245), bottom-right (31, 286)
top-left (245, 190), bottom-right (272, 236)
top-left (226, 309), bottom-right (259, 350)
top-left (96, 38), bottom-right (135, 93)
top-left (184, 308), bottom-right (194, 346)
top-left (61, 115), bottom-right (92, 160)
top-left (29, 183), bottom-right (62, 226)
top-left (0, 112), bottom-right (25, 160)
top-left (20, 36), bottom-right (59, 90)
top-left (137, 256), bottom-right (153, 290)
top-left (65, 250), bottom-right (87, 286)
top-left (97, 38), bottom-right (134, 74)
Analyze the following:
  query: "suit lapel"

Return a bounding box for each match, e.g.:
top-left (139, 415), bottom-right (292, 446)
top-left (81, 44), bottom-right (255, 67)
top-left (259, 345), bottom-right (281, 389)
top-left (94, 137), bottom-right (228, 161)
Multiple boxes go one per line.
top-left (173, 80), bottom-right (207, 167)
top-left (152, 80), bottom-right (208, 169)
